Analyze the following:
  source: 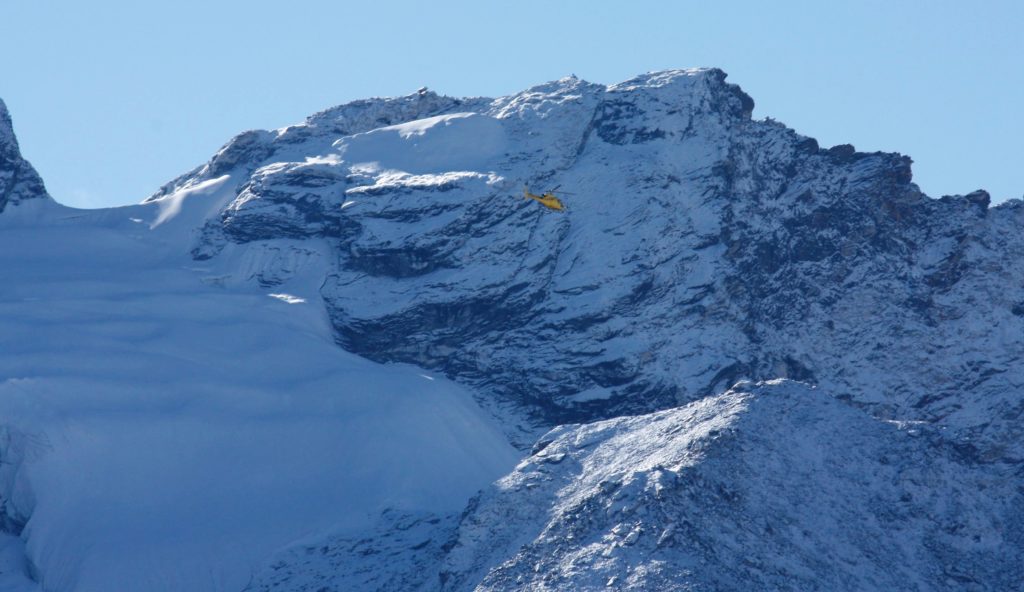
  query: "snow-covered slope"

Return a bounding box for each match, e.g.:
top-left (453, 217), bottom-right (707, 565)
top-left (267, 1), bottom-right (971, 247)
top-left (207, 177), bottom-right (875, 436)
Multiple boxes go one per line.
top-left (442, 380), bottom-right (1023, 591)
top-left (153, 68), bottom-right (1023, 455)
top-left (1, 67), bottom-right (1022, 591)
top-left (0, 189), bottom-right (517, 590)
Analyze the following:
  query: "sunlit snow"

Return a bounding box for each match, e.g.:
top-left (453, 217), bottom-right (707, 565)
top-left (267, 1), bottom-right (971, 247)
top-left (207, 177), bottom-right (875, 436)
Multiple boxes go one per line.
top-left (0, 199), bottom-right (518, 592)
top-left (268, 292), bottom-right (306, 304)
top-left (148, 174), bottom-right (232, 228)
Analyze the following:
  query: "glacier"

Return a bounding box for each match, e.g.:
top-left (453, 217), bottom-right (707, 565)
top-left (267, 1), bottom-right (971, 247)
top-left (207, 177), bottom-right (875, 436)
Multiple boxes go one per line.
top-left (0, 130), bottom-right (518, 590)
top-left (0, 67), bottom-right (1022, 591)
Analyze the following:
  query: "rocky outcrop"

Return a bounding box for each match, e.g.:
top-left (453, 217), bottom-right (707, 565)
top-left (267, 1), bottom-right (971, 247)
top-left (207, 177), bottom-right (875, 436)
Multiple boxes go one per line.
top-left (4, 68), bottom-right (1021, 592)
top-left (441, 380), bottom-right (1024, 591)
top-left (164, 69), bottom-right (1022, 456)
top-left (0, 99), bottom-right (51, 213)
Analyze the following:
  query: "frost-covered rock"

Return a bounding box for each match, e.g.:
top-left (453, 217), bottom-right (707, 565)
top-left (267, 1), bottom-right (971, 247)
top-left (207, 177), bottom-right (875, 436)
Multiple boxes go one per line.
top-left (1, 69), bottom-right (1022, 592)
top-left (244, 510), bottom-right (456, 592)
top-left (0, 99), bottom-right (51, 213)
top-left (163, 69), bottom-right (1023, 455)
top-left (442, 380), bottom-right (1024, 591)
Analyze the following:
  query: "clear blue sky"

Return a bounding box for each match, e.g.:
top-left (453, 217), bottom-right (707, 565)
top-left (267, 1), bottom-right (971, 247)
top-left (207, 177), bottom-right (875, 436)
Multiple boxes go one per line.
top-left (1, 0), bottom-right (1021, 207)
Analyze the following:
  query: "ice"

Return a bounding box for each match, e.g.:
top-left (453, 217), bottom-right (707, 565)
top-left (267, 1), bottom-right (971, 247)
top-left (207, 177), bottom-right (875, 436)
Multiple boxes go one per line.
top-left (0, 210), bottom-right (518, 592)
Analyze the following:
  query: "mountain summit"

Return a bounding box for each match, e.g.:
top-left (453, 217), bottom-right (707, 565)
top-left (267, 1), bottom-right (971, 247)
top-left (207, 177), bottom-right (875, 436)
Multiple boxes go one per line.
top-left (0, 69), bottom-right (1021, 591)
top-left (151, 68), bottom-right (1022, 453)
top-left (0, 99), bottom-right (50, 213)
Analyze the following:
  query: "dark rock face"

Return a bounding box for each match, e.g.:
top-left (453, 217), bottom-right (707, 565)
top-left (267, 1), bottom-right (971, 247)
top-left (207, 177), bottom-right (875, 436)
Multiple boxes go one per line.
top-left (169, 69), bottom-right (1022, 455)
top-left (0, 99), bottom-right (51, 213)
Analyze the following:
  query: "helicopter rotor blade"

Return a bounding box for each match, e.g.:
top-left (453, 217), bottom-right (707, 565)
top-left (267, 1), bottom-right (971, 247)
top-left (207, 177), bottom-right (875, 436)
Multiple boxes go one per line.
top-left (550, 184), bottom-right (561, 192)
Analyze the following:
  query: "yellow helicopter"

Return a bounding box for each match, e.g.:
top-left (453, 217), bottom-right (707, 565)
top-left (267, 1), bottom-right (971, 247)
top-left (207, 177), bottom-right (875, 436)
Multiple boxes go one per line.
top-left (523, 185), bottom-right (572, 211)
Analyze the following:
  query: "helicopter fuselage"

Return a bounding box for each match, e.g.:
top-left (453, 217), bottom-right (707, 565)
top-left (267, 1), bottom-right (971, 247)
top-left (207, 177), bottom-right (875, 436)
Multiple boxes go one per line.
top-left (523, 189), bottom-right (566, 211)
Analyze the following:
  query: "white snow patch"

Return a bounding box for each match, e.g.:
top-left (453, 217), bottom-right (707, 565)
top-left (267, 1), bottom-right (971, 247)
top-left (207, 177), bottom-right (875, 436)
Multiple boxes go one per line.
top-left (566, 387), bottom-right (614, 403)
top-left (268, 292), bottom-right (306, 304)
top-left (304, 154), bottom-right (342, 165)
top-left (334, 112), bottom-right (506, 175)
top-left (148, 174), bottom-right (231, 228)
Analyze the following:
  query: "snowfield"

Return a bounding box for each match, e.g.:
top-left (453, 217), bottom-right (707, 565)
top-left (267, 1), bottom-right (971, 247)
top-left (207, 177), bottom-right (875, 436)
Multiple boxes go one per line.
top-left (0, 199), bottom-right (518, 591)
top-left (1, 65), bottom-right (1022, 591)
top-left (334, 112), bottom-right (507, 175)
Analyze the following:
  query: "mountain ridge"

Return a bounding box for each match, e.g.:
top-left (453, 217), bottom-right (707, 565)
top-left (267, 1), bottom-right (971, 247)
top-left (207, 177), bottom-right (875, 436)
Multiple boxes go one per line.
top-left (141, 68), bottom-right (1023, 453)
top-left (0, 68), bottom-right (1021, 591)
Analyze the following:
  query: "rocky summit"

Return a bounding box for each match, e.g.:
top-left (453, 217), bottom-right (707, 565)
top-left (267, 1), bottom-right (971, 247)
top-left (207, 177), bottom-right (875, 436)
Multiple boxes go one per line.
top-left (0, 100), bottom-right (50, 213)
top-left (0, 69), bottom-right (1021, 591)
top-left (159, 68), bottom-right (1023, 452)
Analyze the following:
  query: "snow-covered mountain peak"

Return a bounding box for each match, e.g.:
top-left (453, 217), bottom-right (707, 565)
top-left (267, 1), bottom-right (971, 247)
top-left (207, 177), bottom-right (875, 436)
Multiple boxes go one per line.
top-left (493, 74), bottom-right (601, 107)
top-left (127, 69), bottom-right (1024, 456)
top-left (144, 88), bottom-right (492, 204)
top-left (1, 68), bottom-right (1022, 591)
top-left (303, 87), bottom-right (473, 133)
top-left (608, 67), bottom-right (754, 117)
top-left (610, 67), bottom-right (717, 89)
top-left (0, 98), bottom-right (51, 213)
top-left (146, 68), bottom-right (757, 203)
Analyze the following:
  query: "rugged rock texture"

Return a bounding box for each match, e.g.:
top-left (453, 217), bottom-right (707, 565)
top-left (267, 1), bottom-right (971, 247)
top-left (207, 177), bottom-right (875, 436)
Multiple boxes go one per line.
top-left (153, 70), bottom-right (1022, 587)
top-left (0, 99), bottom-right (50, 212)
top-left (2, 69), bottom-right (1021, 590)
top-left (165, 69), bottom-right (1023, 453)
top-left (442, 380), bottom-right (1024, 592)
top-left (244, 510), bottom-right (456, 592)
